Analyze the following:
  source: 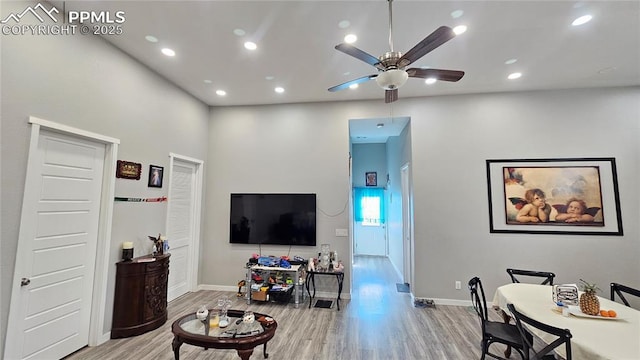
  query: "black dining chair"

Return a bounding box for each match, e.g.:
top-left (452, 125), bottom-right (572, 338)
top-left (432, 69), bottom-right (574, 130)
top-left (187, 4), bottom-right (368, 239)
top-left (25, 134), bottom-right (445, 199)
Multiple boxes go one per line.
top-left (468, 277), bottom-right (527, 360)
top-left (507, 268), bottom-right (555, 286)
top-left (507, 303), bottom-right (572, 360)
top-left (610, 282), bottom-right (640, 308)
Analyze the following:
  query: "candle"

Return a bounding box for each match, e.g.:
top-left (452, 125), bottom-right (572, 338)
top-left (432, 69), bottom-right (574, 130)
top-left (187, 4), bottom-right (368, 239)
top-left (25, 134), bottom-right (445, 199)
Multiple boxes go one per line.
top-left (122, 242), bottom-right (134, 261)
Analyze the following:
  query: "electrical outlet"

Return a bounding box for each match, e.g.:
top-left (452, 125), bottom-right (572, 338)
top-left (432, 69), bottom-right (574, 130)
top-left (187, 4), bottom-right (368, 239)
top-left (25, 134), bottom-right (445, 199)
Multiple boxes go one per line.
top-left (455, 281), bottom-right (461, 290)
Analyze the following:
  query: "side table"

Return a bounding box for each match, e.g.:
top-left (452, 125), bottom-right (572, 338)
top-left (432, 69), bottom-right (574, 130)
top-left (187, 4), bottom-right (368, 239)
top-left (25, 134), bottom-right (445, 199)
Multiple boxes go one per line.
top-left (111, 254), bottom-right (170, 338)
top-left (305, 270), bottom-right (344, 310)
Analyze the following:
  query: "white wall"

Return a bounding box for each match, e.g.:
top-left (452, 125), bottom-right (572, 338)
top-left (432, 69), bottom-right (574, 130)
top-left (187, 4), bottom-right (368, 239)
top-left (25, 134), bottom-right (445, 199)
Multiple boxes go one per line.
top-left (206, 102), bottom-right (398, 294)
top-left (386, 125), bottom-right (412, 280)
top-left (402, 87), bottom-right (640, 301)
top-left (352, 143), bottom-right (387, 188)
top-left (1, 1), bottom-right (209, 348)
top-left (206, 87), bottom-right (640, 304)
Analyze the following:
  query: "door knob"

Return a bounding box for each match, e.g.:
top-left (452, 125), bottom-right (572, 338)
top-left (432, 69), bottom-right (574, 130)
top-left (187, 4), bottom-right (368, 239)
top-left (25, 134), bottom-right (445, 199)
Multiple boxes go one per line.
top-left (21, 278), bottom-right (30, 286)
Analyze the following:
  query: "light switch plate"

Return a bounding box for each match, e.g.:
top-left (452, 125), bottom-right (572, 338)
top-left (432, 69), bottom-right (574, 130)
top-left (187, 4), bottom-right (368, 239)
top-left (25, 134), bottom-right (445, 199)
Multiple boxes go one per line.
top-left (335, 228), bottom-right (348, 237)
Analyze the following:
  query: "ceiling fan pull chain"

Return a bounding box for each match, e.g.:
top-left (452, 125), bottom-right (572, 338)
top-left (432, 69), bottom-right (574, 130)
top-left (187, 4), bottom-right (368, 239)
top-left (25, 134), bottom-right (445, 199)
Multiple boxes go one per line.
top-left (388, 0), bottom-right (394, 52)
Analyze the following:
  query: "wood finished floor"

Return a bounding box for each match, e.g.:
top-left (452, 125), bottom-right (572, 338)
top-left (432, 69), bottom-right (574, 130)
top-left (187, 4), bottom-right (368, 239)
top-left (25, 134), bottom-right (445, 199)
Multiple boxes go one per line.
top-left (66, 256), bottom-right (507, 359)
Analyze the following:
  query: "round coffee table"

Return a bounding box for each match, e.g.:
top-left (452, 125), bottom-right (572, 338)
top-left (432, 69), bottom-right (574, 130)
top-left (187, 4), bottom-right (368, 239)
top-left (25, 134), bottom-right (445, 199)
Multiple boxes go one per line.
top-left (171, 309), bottom-right (277, 360)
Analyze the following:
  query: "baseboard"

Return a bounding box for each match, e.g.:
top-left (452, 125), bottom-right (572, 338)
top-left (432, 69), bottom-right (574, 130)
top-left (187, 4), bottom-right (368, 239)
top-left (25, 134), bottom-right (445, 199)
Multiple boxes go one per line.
top-left (198, 284), bottom-right (461, 305)
top-left (431, 298), bottom-right (472, 307)
top-left (198, 284), bottom-right (237, 292)
top-left (92, 331), bottom-right (111, 346)
top-left (196, 285), bottom-right (351, 300)
top-left (411, 294), bottom-right (472, 307)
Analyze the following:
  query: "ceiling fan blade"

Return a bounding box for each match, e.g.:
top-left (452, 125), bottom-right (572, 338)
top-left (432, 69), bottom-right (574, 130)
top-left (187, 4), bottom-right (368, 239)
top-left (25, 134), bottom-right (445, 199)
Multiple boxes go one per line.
top-left (397, 26), bottom-right (456, 68)
top-left (328, 74), bottom-right (378, 92)
top-left (406, 68), bottom-right (465, 82)
top-left (385, 89), bottom-right (398, 103)
top-left (335, 43), bottom-right (381, 67)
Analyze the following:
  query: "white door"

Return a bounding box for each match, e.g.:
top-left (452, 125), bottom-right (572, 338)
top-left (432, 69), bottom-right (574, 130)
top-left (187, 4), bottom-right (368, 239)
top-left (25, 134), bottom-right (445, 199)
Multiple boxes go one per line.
top-left (5, 130), bottom-right (105, 359)
top-left (401, 164), bottom-right (412, 285)
top-left (166, 155), bottom-right (202, 301)
top-left (354, 222), bottom-right (386, 255)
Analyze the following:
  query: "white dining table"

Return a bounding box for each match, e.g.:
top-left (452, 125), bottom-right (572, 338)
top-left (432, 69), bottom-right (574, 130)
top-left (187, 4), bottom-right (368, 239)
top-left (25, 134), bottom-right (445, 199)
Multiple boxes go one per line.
top-left (493, 283), bottom-right (640, 360)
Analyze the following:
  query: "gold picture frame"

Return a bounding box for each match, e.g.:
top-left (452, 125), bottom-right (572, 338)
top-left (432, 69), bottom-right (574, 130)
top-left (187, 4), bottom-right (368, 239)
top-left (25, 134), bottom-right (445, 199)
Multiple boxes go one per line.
top-left (116, 160), bottom-right (141, 180)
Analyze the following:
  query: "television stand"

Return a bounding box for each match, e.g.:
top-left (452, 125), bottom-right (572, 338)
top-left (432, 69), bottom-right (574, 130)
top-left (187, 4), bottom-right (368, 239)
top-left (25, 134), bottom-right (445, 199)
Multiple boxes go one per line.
top-left (246, 264), bottom-right (303, 307)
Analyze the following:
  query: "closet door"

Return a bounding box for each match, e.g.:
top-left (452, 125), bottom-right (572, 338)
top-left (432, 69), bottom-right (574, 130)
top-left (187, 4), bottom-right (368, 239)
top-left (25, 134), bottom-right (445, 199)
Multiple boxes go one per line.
top-left (166, 155), bottom-right (203, 301)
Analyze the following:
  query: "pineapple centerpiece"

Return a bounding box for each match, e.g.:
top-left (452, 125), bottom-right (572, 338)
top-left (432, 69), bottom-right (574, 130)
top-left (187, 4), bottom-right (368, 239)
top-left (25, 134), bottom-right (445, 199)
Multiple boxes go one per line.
top-left (579, 279), bottom-right (601, 315)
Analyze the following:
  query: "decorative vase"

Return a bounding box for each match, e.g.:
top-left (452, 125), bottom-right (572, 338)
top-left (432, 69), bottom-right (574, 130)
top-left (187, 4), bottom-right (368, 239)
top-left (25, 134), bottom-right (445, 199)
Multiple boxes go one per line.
top-left (320, 244), bottom-right (330, 270)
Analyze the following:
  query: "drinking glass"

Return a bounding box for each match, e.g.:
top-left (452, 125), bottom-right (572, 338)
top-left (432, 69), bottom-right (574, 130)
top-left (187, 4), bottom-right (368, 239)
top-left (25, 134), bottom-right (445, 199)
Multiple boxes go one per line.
top-left (209, 309), bottom-right (220, 328)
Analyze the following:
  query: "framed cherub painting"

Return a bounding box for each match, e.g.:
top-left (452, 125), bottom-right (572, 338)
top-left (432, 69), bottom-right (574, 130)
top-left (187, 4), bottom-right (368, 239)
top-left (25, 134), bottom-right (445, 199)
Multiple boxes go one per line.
top-left (486, 158), bottom-right (623, 235)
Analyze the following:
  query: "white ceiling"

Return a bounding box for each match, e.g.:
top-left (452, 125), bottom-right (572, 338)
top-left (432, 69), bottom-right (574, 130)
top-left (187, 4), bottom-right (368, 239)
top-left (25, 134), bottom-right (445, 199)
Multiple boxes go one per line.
top-left (349, 116), bottom-right (410, 144)
top-left (50, 1), bottom-right (640, 140)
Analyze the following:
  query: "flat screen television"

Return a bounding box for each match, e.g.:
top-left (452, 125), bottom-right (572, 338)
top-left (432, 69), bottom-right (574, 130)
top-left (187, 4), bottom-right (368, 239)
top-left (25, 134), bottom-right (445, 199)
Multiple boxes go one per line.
top-left (229, 193), bottom-right (317, 246)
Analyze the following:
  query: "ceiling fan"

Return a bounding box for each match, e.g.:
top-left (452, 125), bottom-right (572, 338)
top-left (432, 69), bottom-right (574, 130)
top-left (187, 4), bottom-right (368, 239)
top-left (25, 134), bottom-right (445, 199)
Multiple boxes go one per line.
top-left (328, 0), bottom-right (465, 103)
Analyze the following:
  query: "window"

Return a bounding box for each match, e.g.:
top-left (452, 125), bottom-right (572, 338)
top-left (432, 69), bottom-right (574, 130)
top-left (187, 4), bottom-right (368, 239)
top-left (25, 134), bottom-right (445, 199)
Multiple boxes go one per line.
top-left (354, 187), bottom-right (385, 226)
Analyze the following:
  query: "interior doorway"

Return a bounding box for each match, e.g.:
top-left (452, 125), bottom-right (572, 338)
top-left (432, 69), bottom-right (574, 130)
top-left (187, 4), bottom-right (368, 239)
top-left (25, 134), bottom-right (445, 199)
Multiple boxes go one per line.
top-left (348, 116), bottom-right (412, 288)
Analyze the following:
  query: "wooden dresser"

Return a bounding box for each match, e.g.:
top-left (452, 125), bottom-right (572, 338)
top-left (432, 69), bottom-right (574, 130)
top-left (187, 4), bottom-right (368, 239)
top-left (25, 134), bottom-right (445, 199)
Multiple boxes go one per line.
top-left (111, 253), bottom-right (170, 338)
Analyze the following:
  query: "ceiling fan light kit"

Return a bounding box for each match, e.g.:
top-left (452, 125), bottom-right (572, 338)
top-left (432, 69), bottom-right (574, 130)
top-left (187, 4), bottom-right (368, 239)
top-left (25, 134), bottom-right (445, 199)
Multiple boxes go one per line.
top-left (375, 69), bottom-right (408, 90)
top-left (329, 0), bottom-right (464, 103)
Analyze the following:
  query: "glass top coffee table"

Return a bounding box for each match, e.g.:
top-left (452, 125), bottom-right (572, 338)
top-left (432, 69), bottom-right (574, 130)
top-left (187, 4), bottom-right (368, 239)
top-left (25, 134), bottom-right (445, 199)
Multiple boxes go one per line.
top-left (171, 309), bottom-right (278, 360)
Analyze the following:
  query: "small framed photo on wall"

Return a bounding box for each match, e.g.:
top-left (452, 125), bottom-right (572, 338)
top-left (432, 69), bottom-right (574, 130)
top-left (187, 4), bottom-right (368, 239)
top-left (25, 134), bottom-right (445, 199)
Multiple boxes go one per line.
top-left (116, 160), bottom-right (141, 180)
top-left (148, 165), bottom-right (164, 188)
top-left (366, 172), bottom-right (377, 187)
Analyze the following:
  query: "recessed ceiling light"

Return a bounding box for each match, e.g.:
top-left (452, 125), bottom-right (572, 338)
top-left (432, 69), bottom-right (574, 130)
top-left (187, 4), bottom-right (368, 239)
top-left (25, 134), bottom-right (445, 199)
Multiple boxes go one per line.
top-left (274, 87), bottom-right (285, 93)
top-left (343, 71), bottom-right (351, 76)
top-left (572, 15), bottom-right (592, 26)
top-left (451, 10), bottom-right (464, 19)
top-left (349, 84), bottom-right (359, 89)
top-left (505, 58), bottom-right (518, 65)
top-left (203, 79), bottom-right (212, 84)
top-left (244, 41), bottom-right (257, 50)
top-left (216, 90), bottom-right (227, 96)
top-left (145, 35), bottom-right (158, 43)
top-left (453, 25), bottom-right (467, 35)
top-left (344, 34), bottom-right (357, 44)
top-left (161, 48), bottom-right (175, 57)
top-left (233, 29), bottom-right (246, 36)
top-left (425, 78), bottom-right (437, 85)
top-left (508, 72), bottom-right (522, 80)
top-left (338, 20), bottom-right (350, 29)
top-left (265, 76), bottom-right (275, 81)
